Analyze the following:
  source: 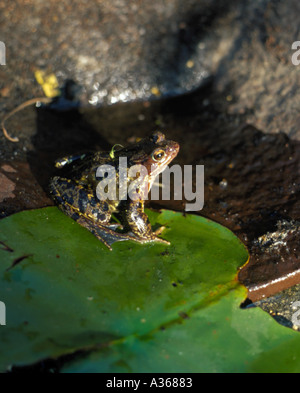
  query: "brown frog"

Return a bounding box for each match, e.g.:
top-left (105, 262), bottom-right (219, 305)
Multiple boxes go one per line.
top-left (49, 132), bottom-right (180, 250)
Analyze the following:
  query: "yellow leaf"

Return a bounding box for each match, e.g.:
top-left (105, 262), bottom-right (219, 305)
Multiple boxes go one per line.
top-left (34, 70), bottom-right (60, 98)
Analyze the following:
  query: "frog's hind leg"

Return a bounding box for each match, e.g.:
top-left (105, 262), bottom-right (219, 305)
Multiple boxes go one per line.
top-left (49, 177), bottom-right (130, 250)
top-left (49, 176), bottom-right (111, 223)
top-left (76, 216), bottom-right (131, 251)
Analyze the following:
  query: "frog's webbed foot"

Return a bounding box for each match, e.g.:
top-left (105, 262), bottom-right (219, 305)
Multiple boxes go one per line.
top-left (153, 226), bottom-right (170, 244)
top-left (77, 216), bottom-right (129, 251)
top-left (126, 225), bottom-right (170, 246)
top-left (125, 200), bottom-right (170, 246)
top-left (148, 226), bottom-right (170, 245)
top-left (82, 220), bottom-right (169, 250)
top-left (153, 237), bottom-right (170, 245)
top-left (129, 233), bottom-right (170, 246)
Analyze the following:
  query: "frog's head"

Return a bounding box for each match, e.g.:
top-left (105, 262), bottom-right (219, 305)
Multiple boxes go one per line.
top-left (147, 131), bottom-right (180, 177)
top-left (112, 132), bottom-right (179, 195)
top-left (112, 131), bottom-right (179, 187)
top-left (122, 131), bottom-right (179, 175)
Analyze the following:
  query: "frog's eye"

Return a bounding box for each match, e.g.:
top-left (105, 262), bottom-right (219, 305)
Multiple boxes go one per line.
top-left (152, 149), bottom-right (165, 162)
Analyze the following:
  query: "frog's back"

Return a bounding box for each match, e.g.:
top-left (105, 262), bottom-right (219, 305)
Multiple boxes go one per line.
top-left (55, 152), bottom-right (110, 187)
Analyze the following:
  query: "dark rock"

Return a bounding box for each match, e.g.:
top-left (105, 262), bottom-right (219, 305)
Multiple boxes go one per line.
top-left (0, 0), bottom-right (299, 331)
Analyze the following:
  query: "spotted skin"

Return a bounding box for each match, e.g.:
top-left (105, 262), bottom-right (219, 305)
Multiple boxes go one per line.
top-left (49, 132), bottom-right (180, 250)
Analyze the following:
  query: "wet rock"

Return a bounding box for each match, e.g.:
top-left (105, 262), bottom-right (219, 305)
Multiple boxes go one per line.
top-left (1, 164), bottom-right (17, 173)
top-left (0, 161), bottom-right (52, 218)
top-left (1, 0), bottom-right (300, 141)
top-left (0, 0), bottom-right (228, 109)
top-left (0, 0), bottom-right (299, 331)
top-left (241, 220), bottom-right (300, 302)
top-left (210, 0), bottom-right (300, 140)
top-left (256, 284), bottom-right (300, 331)
top-left (0, 172), bottom-right (15, 203)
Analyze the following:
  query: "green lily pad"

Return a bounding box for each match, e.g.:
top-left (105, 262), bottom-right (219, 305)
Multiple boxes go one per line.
top-left (0, 207), bottom-right (249, 371)
top-left (63, 285), bottom-right (300, 373)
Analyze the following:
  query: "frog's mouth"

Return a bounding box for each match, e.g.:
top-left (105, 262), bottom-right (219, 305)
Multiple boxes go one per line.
top-left (166, 141), bottom-right (180, 162)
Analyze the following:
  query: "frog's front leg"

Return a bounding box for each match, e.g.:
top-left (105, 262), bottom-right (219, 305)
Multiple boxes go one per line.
top-left (125, 200), bottom-right (170, 245)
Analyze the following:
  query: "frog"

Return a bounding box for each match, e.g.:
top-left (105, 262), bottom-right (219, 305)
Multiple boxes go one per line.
top-left (49, 132), bottom-right (180, 250)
